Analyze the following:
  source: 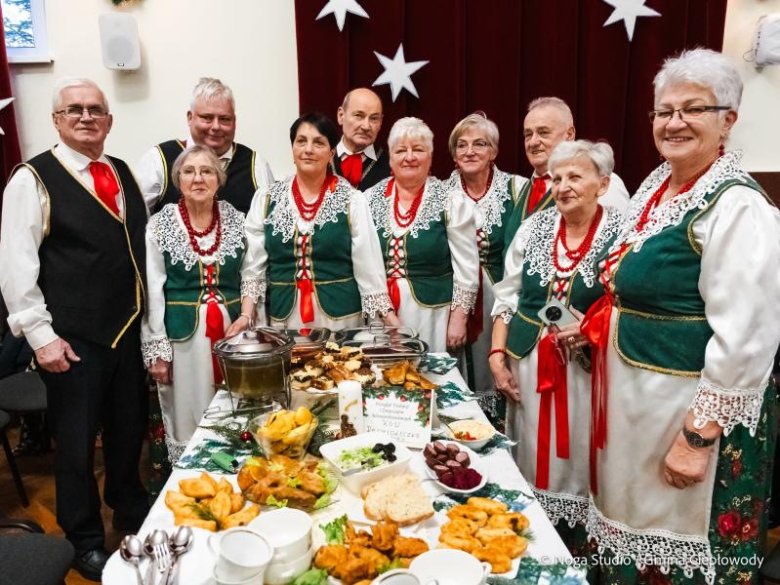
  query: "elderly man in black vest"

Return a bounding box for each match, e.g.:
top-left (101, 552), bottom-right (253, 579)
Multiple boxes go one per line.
top-left (136, 77), bottom-right (274, 215)
top-left (331, 87), bottom-right (391, 191)
top-left (0, 77), bottom-right (149, 581)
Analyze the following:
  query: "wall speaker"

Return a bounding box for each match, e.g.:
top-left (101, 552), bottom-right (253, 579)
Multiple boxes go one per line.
top-left (98, 13), bottom-right (141, 71)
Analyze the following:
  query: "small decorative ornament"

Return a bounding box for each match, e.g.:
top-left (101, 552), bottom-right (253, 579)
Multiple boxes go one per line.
top-left (239, 430), bottom-right (253, 443)
top-left (601, 0), bottom-right (661, 42)
top-left (316, 0), bottom-right (368, 31)
top-left (372, 44), bottom-right (429, 102)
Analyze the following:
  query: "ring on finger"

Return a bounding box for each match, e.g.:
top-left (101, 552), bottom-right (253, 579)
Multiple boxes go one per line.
top-left (567, 336), bottom-right (576, 345)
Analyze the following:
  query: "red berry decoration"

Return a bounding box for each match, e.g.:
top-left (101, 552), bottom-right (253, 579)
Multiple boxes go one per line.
top-left (240, 430), bottom-right (253, 443)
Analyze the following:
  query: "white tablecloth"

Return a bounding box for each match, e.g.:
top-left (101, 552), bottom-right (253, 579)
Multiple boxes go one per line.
top-left (103, 359), bottom-right (574, 584)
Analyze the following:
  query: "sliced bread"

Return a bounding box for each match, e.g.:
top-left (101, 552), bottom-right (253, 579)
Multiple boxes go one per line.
top-left (363, 474), bottom-right (434, 526)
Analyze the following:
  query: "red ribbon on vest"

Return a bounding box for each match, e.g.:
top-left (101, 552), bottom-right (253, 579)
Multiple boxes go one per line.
top-left (341, 154), bottom-right (363, 188)
top-left (204, 265), bottom-right (225, 384)
top-left (387, 277), bottom-right (401, 313)
top-left (535, 332), bottom-right (570, 490)
top-left (467, 268), bottom-right (483, 343)
top-left (580, 293), bottom-right (613, 495)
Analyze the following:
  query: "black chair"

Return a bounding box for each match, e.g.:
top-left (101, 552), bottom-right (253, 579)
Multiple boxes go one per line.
top-left (0, 409), bottom-right (28, 506)
top-left (0, 370), bottom-right (47, 413)
top-left (0, 519), bottom-right (74, 585)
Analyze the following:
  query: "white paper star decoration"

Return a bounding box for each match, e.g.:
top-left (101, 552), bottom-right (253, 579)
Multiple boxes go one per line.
top-left (0, 97), bottom-right (14, 135)
top-left (316, 0), bottom-right (369, 31)
top-left (372, 44), bottom-right (429, 102)
top-left (602, 0), bottom-right (661, 42)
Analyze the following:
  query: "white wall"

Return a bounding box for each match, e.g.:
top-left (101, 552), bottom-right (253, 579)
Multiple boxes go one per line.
top-left (8, 1), bottom-right (780, 174)
top-left (9, 0), bottom-right (300, 177)
top-left (723, 0), bottom-right (780, 171)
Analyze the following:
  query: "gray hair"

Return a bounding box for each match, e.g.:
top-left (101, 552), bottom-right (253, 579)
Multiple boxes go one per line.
top-left (548, 139), bottom-right (614, 178)
top-left (653, 48), bottom-right (742, 111)
top-left (52, 77), bottom-right (109, 112)
top-left (171, 144), bottom-right (227, 191)
top-left (527, 96), bottom-right (573, 126)
top-left (190, 77), bottom-right (235, 110)
top-left (448, 112), bottom-right (499, 158)
top-left (388, 117), bottom-right (434, 153)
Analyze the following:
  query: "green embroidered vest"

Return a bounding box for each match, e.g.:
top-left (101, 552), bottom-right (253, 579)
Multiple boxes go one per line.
top-left (481, 174), bottom-right (518, 284)
top-left (503, 178), bottom-right (554, 253)
top-left (611, 176), bottom-right (763, 376)
top-left (264, 180), bottom-right (362, 320)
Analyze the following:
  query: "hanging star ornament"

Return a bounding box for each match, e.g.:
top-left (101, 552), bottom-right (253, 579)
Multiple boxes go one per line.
top-left (0, 97), bottom-right (14, 135)
top-left (602, 0), bottom-right (661, 42)
top-left (372, 44), bottom-right (429, 102)
top-left (316, 0), bottom-right (368, 31)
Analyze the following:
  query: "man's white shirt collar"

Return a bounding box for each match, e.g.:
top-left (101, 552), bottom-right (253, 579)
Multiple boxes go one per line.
top-left (336, 139), bottom-right (377, 161)
top-left (55, 142), bottom-right (110, 172)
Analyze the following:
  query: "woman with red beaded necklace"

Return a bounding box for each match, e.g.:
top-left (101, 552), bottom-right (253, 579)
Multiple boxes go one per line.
top-left (445, 112), bottom-right (526, 424)
top-left (364, 117), bottom-right (480, 354)
top-left (141, 144), bottom-right (247, 461)
top-left (580, 49), bottom-right (780, 585)
top-left (232, 113), bottom-right (398, 335)
top-left (488, 140), bottom-right (623, 554)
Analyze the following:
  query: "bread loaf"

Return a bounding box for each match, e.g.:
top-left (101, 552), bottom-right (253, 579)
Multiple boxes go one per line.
top-left (363, 474), bottom-right (434, 526)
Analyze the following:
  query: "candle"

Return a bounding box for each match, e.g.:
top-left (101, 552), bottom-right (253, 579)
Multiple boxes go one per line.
top-left (338, 380), bottom-right (365, 434)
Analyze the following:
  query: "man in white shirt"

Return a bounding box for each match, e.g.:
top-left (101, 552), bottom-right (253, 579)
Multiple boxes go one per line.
top-left (0, 78), bottom-right (149, 581)
top-left (331, 87), bottom-right (391, 190)
top-left (136, 77), bottom-right (274, 215)
top-left (504, 96), bottom-right (630, 244)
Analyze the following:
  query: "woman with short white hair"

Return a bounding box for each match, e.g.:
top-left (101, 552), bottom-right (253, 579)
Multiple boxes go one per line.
top-left (364, 117), bottom-right (479, 353)
top-left (489, 139), bottom-right (622, 553)
top-left (583, 48), bottom-right (780, 584)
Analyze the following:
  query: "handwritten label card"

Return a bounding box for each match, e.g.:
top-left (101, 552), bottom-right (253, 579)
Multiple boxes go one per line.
top-left (363, 386), bottom-right (434, 448)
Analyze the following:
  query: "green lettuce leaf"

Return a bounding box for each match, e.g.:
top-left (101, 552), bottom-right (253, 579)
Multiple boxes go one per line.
top-left (320, 514), bottom-right (347, 544)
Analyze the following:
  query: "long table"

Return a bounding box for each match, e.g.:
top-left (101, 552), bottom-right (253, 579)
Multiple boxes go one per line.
top-left (103, 358), bottom-right (582, 584)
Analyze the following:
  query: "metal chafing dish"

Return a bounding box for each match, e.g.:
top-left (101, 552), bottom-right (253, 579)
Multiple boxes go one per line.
top-left (275, 327), bottom-right (332, 358)
top-left (334, 324), bottom-right (428, 366)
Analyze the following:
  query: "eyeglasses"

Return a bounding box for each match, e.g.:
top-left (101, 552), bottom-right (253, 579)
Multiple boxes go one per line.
top-left (455, 140), bottom-right (491, 154)
top-left (180, 167), bottom-right (217, 179)
top-left (648, 105), bottom-right (730, 122)
top-left (55, 106), bottom-right (109, 119)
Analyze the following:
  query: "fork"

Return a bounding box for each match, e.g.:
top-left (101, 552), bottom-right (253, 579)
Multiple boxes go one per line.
top-left (153, 541), bottom-right (172, 581)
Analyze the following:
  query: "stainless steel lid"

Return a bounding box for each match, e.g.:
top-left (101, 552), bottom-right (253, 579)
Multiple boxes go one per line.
top-left (334, 323), bottom-right (419, 346)
top-left (277, 327), bottom-right (332, 354)
top-left (213, 327), bottom-right (295, 358)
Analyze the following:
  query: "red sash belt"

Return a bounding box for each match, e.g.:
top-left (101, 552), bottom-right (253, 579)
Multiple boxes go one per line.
top-left (580, 294), bottom-right (613, 494)
top-left (535, 332), bottom-right (569, 490)
top-left (467, 268), bottom-right (483, 344)
top-left (204, 265), bottom-right (225, 384)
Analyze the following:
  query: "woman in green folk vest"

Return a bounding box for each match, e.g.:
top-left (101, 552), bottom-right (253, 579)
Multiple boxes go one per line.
top-left (364, 117), bottom-right (480, 354)
top-left (582, 49), bottom-right (780, 585)
top-left (488, 140), bottom-right (623, 554)
top-left (234, 113), bottom-right (397, 332)
top-left (445, 112), bottom-right (525, 421)
top-left (141, 145), bottom-right (246, 461)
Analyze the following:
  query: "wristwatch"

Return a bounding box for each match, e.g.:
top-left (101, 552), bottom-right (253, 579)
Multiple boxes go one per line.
top-left (682, 426), bottom-right (717, 449)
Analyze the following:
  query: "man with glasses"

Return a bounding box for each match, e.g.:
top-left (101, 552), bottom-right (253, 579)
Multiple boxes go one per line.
top-left (136, 77), bottom-right (274, 215)
top-left (332, 87), bottom-right (390, 190)
top-left (504, 96), bottom-right (630, 245)
top-left (0, 78), bottom-right (149, 581)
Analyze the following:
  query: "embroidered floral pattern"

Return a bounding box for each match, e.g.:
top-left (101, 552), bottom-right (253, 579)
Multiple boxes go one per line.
top-left (166, 437), bottom-right (187, 464)
top-left (361, 292), bottom-right (394, 319)
top-left (367, 177), bottom-right (451, 239)
top-left (446, 167), bottom-right (513, 235)
top-left (691, 377), bottom-right (763, 437)
top-left (611, 151), bottom-right (749, 254)
top-left (523, 206), bottom-right (623, 288)
top-left (452, 284), bottom-right (478, 313)
top-left (531, 486), bottom-right (589, 528)
top-left (240, 276), bottom-right (266, 303)
top-left (150, 201), bottom-right (246, 271)
top-left (141, 336), bottom-right (173, 368)
top-left (264, 176), bottom-right (353, 242)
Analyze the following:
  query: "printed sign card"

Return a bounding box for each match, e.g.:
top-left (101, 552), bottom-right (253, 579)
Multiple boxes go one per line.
top-left (363, 386), bottom-right (434, 448)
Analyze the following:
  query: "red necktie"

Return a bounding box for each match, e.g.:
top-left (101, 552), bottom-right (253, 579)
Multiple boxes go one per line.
top-left (341, 154), bottom-right (363, 188)
top-left (89, 161), bottom-right (120, 215)
top-left (528, 174), bottom-right (550, 211)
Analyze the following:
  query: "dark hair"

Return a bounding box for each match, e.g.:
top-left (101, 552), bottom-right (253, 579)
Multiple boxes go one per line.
top-left (290, 112), bottom-right (339, 149)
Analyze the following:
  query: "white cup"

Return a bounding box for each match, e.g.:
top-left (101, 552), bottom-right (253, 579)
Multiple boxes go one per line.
top-left (249, 507), bottom-right (313, 563)
top-left (263, 545), bottom-right (314, 585)
top-left (208, 527), bottom-right (273, 582)
top-left (410, 549), bottom-right (491, 585)
top-left (372, 569), bottom-right (439, 585)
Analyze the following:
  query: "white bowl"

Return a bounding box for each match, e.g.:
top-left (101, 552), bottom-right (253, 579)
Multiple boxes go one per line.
top-left (423, 441), bottom-right (488, 494)
top-left (446, 419), bottom-right (495, 451)
top-left (410, 549), bottom-right (491, 585)
top-left (249, 507), bottom-right (312, 563)
top-left (263, 545), bottom-right (314, 585)
top-left (319, 431), bottom-right (411, 494)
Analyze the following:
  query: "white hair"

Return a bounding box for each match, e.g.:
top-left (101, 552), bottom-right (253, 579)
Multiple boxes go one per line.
top-left (52, 77), bottom-right (108, 112)
top-left (548, 139), bottom-right (614, 178)
top-left (527, 96), bottom-right (573, 126)
top-left (190, 77), bottom-right (235, 110)
top-left (388, 117), bottom-right (434, 152)
top-left (448, 111), bottom-right (499, 157)
top-left (653, 48), bottom-right (742, 111)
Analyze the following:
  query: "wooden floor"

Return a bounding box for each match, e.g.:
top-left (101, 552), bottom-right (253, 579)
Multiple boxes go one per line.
top-left (0, 425), bottom-right (154, 584)
top-left (2, 424), bottom-right (780, 584)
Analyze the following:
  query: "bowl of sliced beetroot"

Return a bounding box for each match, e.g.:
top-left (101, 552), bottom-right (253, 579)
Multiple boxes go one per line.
top-left (422, 440), bottom-right (488, 494)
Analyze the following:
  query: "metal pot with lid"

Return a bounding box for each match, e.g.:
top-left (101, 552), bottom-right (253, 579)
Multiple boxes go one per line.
top-left (213, 327), bottom-right (295, 411)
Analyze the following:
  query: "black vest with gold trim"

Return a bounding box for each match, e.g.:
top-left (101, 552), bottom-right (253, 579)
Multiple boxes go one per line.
top-left (23, 149), bottom-right (146, 347)
top-left (332, 149), bottom-right (391, 191)
top-left (154, 140), bottom-right (258, 215)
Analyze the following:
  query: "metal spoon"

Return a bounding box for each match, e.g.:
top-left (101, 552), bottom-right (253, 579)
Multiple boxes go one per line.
top-left (143, 529), bottom-right (169, 585)
top-left (163, 526), bottom-right (194, 585)
top-left (119, 534), bottom-right (145, 585)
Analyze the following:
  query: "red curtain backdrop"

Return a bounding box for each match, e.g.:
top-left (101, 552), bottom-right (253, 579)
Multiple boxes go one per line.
top-left (294, 0), bottom-right (727, 192)
top-left (0, 4), bottom-right (22, 191)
